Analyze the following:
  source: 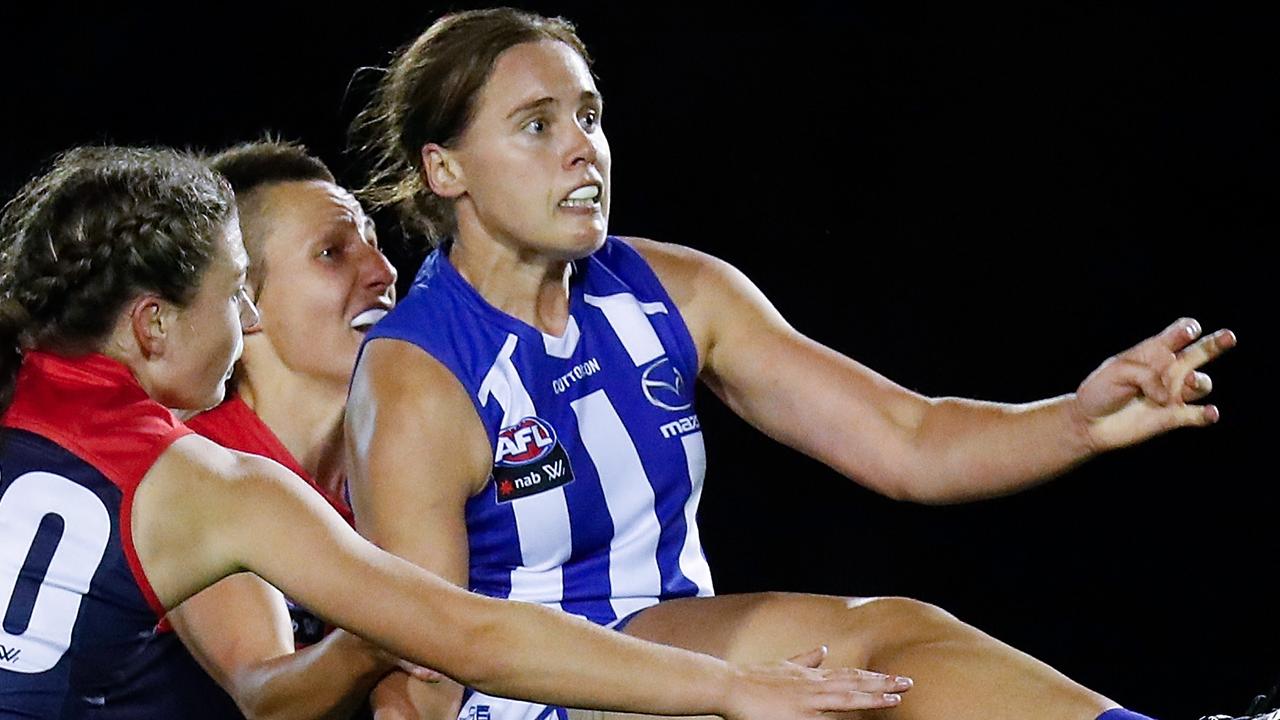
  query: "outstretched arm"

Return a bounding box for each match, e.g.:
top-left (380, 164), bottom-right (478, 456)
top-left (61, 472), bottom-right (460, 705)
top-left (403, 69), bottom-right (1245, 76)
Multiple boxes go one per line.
top-left (632, 237), bottom-right (1235, 504)
top-left (132, 433), bottom-right (908, 720)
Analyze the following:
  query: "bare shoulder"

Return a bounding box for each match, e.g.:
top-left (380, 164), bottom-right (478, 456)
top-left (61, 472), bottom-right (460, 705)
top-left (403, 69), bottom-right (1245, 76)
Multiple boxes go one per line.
top-left (144, 435), bottom-right (319, 521)
top-left (153, 433), bottom-right (293, 491)
top-left (347, 336), bottom-right (492, 497)
top-left (352, 337), bottom-right (470, 400)
top-left (617, 236), bottom-right (779, 366)
top-left (618, 236), bottom-right (732, 293)
top-left (133, 435), bottom-right (308, 608)
top-left (619, 236), bottom-right (760, 304)
top-left (350, 337), bottom-right (482, 428)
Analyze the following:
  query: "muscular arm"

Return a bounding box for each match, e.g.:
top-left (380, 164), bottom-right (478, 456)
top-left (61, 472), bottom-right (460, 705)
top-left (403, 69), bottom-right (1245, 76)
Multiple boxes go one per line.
top-left (631, 237), bottom-right (1232, 504)
top-left (132, 434), bottom-right (896, 719)
top-left (346, 339), bottom-right (486, 719)
top-left (168, 574), bottom-right (392, 720)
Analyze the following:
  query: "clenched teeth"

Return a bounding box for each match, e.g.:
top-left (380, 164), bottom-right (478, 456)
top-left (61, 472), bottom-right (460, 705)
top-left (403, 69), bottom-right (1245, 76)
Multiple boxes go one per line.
top-left (351, 308), bottom-right (388, 330)
top-left (560, 185), bottom-right (601, 208)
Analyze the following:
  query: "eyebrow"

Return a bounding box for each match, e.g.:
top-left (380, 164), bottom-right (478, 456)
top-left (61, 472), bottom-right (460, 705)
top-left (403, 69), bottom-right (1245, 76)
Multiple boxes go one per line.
top-left (505, 91), bottom-right (601, 120)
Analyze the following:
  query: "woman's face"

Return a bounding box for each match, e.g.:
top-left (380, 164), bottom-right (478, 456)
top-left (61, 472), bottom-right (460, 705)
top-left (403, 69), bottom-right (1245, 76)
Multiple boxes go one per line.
top-left (445, 40), bottom-right (611, 260)
top-left (248, 180), bottom-right (396, 385)
top-left (161, 220), bottom-right (254, 411)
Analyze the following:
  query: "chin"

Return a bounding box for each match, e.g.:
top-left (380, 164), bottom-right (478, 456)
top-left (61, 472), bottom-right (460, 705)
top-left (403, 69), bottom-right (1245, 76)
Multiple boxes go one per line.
top-left (561, 226), bottom-right (608, 259)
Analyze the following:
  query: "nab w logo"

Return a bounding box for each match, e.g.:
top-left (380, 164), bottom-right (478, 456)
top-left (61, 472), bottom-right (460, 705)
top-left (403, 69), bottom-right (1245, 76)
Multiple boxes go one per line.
top-left (544, 459), bottom-right (567, 480)
top-left (0, 644), bottom-right (20, 663)
top-left (494, 417), bottom-right (557, 466)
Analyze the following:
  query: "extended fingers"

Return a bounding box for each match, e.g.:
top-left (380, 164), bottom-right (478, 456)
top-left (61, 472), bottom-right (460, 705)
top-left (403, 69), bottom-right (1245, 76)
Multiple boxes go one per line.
top-left (807, 670), bottom-right (911, 711)
top-left (814, 668), bottom-right (912, 695)
top-left (1175, 329), bottom-right (1236, 371)
top-left (1155, 402), bottom-right (1219, 431)
top-left (1151, 317), bottom-right (1203, 354)
top-left (808, 688), bottom-right (904, 712)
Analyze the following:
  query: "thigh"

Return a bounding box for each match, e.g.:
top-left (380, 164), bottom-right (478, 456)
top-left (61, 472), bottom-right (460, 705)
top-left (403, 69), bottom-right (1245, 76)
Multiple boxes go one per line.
top-left (621, 592), bottom-right (894, 668)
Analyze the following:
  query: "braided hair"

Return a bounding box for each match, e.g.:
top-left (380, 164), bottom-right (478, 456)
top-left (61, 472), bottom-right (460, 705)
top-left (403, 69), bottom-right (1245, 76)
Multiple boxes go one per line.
top-left (0, 146), bottom-right (235, 409)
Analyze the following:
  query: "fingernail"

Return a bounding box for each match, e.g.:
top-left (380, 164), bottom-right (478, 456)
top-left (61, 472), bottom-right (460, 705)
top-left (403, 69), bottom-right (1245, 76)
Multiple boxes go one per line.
top-left (1206, 405), bottom-right (1220, 423)
top-left (884, 694), bottom-right (901, 704)
top-left (895, 676), bottom-right (913, 689)
top-left (1187, 321), bottom-right (1201, 337)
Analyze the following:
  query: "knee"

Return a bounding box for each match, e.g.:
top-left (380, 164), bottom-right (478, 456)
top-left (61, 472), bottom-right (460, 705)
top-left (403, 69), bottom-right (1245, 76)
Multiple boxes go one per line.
top-left (843, 596), bottom-right (965, 644)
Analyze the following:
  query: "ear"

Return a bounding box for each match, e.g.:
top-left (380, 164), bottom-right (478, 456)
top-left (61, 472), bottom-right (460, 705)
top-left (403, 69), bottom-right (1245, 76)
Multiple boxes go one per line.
top-left (127, 294), bottom-right (171, 358)
top-left (421, 143), bottom-right (465, 199)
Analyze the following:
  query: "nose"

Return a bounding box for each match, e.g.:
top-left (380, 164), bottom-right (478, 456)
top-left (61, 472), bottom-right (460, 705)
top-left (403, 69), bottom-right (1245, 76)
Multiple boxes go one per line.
top-left (563, 121), bottom-right (598, 170)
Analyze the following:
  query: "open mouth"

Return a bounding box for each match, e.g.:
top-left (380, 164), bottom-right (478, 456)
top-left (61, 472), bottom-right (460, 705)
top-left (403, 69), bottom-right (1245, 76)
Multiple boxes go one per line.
top-left (350, 308), bottom-right (389, 332)
top-left (559, 183), bottom-right (601, 209)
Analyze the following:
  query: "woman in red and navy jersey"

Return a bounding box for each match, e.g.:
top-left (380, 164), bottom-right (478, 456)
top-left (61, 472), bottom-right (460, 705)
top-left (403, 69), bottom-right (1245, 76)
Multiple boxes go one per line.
top-left (142, 139), bottom-right (423, 720)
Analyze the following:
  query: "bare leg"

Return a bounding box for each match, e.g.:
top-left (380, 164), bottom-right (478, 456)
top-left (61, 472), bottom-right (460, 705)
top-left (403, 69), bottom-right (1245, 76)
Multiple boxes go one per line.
top-left (622, 593), bottom-right (1117, 720)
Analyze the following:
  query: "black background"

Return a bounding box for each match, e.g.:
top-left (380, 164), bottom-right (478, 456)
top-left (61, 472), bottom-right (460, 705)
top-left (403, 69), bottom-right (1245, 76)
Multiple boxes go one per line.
top-left (2, 3), bottom-right (1274, 717)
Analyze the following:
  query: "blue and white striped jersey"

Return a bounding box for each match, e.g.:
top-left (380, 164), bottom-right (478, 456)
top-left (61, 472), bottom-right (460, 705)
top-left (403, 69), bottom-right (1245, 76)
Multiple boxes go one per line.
top-left (364, 237), bottom-right (714, 627)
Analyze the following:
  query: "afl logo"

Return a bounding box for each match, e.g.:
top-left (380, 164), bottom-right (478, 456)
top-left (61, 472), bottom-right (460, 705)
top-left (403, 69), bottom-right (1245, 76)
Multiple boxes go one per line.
top-left (641, 357), bottom-right (691, 412)
top-left (495, 417), bottom-right (558, 466)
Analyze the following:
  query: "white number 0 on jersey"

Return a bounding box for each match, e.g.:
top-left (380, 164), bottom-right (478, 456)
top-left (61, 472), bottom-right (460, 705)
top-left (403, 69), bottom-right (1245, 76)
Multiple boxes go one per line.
top-left (0, 472), bottom-right (111, 673)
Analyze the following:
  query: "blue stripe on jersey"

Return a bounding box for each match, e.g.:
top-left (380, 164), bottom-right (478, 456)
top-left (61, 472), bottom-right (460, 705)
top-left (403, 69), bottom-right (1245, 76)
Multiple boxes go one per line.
top-left (642, 438), bottom-right (702, 600)
top-left (557, 443), bottom-right (618, 625)
top-left (463, 491), bottom-right (518, 601)
top-left (363, 237), bottom-right (714, 627)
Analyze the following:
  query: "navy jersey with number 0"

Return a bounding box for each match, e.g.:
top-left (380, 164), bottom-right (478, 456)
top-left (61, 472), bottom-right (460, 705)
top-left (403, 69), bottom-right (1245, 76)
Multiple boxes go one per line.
top-left (0, 352), bottom-right (199, 718)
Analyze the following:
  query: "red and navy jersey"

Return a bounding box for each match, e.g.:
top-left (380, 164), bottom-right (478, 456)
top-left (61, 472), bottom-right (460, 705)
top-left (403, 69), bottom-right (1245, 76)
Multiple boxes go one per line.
top-left (187, 395), bottom-right (353, 526)
top-left (0, 351), bottom-right (192, 718)
top-left (137, 395), bottom-right (365, 719)
top-left (186, 394), bottom-right (352, 648)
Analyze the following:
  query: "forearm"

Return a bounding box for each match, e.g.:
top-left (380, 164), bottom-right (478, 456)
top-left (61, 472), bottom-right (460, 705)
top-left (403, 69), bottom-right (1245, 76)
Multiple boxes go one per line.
top-left (317, 553), bottom-right (736, 716)
top-left (441, 595), bottom-right (734, 714)
top-left (225, 630), bottom-right (392, 720)
top-left (888, 392), bottom-right (1093, 503)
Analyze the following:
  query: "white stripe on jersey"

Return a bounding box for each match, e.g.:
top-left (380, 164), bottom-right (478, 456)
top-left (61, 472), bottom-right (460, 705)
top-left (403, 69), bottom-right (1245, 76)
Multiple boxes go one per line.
top-left (678, 432), bottom-right (714, 596)
top-left (477, 334), bottom-right (527, 412)
top-left (569, 389), bottom-right (663, 619)
top-left (542, 316), bottom-right (581, 359)
top-left (477, 333), bottom-right (570, 608)
top-left (583, 293), bottom-right (664, 366)
top-left (640, 301), bottom-right (668, 316)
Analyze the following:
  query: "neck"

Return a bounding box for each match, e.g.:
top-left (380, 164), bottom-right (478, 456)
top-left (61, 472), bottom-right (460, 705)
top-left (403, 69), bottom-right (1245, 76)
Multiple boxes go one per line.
top-left (236, 350), bottom-right (348, 498)
top-left (450, 237), bottom-right (575, 336)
